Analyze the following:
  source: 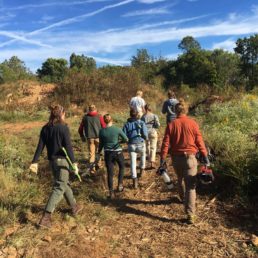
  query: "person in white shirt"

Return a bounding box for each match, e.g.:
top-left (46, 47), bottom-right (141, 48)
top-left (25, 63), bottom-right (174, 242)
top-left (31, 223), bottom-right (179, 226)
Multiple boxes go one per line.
top-left (129, 90), bottom-right (146, 117)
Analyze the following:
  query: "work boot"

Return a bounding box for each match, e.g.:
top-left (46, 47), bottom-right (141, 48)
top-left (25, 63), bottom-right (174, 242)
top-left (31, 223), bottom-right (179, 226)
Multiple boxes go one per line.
top-left (107, 190), bottom-right (115, 199)
top-left (186, 214), bottom-right (197, 225)
top-left (71, 204), bottom-right (83, 216)
top-left (133, 178), bottom-right (138, 189)
top-left (117, 184), bottom-right (124, 192)
top-left (38, 212), bottom-right (52, 229)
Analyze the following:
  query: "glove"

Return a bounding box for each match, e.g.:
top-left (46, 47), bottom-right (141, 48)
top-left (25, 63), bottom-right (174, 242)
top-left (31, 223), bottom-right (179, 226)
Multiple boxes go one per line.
top-left (29, 163), bottom-right (38, 174)
top-left (81, 136), bottom-right (86, 142)
top-left (203, 156), bottom-right (210, 167)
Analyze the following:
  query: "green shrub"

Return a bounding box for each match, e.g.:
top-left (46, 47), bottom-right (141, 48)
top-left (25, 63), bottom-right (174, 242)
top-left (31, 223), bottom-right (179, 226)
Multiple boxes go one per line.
top-left (199, 94), bottom-right (258, 197)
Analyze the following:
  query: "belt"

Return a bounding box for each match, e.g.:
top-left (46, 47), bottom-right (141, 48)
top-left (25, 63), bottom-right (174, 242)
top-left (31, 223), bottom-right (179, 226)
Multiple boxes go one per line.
top-left (172, 152), bottom-right (196, 157)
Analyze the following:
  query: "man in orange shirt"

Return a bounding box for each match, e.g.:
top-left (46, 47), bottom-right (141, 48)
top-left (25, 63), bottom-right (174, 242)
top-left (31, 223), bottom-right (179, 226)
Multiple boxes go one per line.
top-left (160, 99), bottom-right (210, 224)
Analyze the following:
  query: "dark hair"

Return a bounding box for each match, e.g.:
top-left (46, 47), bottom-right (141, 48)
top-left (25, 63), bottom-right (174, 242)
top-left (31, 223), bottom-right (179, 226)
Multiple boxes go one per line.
top-left (168, 90), bottom-right (176, 99)
top-left (145, 104), bottom-right (152, 112)
top-left (175, 98), bottom-right (188, 115)
top-left (104, 113), bottom-right (112, 124)
top-left (48, 105), bottom-right (65, 125)
top-left (130, 109), bottom-right (139, 118)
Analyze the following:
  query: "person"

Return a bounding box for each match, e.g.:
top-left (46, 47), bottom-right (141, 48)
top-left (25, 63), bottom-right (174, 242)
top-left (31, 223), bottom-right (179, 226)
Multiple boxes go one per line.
top-left (162, 90), bottom-right (179, 124)
top-left (160, 99), bottom-right (210, 224)
top-left (29, 105), bottom-right (82, 229)
top-left (78, 104), bottom-right (106, 173)
top-left (129, 90), bottom-right (146, 118)
top-left (141, 104), bottom-right (160, 169)
top-left (98, 114), bottom-right (128, 199)
top-left (123, 109), bottom-right (148, 189)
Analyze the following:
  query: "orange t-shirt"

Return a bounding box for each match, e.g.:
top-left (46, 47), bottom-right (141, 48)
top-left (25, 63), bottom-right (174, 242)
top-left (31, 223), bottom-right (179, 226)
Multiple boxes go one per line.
top-left (160, 115), bottom-right (207, 159)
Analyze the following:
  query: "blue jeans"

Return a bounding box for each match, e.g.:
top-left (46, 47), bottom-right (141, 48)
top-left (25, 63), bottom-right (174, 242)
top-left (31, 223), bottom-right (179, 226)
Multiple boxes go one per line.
top-left (128, 142), bottom-right (146, 179)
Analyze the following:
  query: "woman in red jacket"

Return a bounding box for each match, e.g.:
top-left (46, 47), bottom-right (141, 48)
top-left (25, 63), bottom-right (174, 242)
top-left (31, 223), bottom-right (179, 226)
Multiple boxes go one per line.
top-left (160, 99), bottom-right (210, 224)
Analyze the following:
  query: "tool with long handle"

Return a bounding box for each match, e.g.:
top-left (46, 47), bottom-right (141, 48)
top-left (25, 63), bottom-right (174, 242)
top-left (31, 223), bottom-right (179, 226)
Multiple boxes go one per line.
top-left (62, 147), bottom-right (82, 182)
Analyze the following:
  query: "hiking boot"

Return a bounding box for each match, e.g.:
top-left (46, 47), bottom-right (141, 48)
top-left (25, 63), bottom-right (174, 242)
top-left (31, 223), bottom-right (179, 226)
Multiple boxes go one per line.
top-left (71, 204), bottom-right (83, 216)
top-left (186, 214), bottom-right (197, 225)
top-left (133, 178), bottom-right (138, 189)
top-left (107, 190), bottom-right (115, 199)
top-left (38, 212), bottom-right (52, 229)
top-left (117, 184), bottom-right (124, 192)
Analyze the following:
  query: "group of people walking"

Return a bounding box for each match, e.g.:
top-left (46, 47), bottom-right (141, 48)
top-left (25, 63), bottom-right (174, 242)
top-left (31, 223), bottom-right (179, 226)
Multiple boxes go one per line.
top-left (30, 89), bottom-right (209, 228)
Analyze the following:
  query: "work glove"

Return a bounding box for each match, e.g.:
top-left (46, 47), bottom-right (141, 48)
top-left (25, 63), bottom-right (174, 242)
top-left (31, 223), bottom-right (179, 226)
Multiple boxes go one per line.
top-left (203, 156), bottom-right (210, 167)
top-left (81, 136), bottom-right (86, 142)
top-left (29, 163), bottom-right (38, 174)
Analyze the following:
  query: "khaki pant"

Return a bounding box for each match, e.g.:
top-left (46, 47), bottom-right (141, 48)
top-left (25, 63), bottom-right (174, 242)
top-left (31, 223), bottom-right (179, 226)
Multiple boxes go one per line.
top-left (172, 155), bottom-right (198, 215)
top-left (146, 130), bottom-right (158, 162)
top-left (87, 138), bottom-right (99, 163)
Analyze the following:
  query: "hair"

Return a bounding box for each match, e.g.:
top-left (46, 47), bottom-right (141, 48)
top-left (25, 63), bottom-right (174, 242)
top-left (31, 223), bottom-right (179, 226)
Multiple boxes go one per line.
top-left (89, 104), bottom-right (96, 112)
top-left (130, 109), bottom-right (140, 119)
top-left (168, 90), bottom-right (176, 99)
top-left (145, 104), bottom-right (152, 112)
top-left (48, 105), bottom-right (65, 125)
top-left (104, 113), bottom-right (112, 124)
top-left (175, 98), bottom-right (189, 115)
top-left (136, 90), bottom-right (143, 97)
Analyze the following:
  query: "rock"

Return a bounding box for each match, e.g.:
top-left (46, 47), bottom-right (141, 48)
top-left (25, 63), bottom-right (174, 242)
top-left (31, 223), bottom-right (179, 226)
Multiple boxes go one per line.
top-left (251, 234), bottom-right (258, 246)
top-left (42, 236), bottom-right (52, 243)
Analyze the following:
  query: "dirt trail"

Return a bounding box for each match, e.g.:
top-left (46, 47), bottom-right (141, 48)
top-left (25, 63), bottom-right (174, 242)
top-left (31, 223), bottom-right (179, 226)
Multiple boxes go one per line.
top-left (1, 157), bottom-right (257, 258)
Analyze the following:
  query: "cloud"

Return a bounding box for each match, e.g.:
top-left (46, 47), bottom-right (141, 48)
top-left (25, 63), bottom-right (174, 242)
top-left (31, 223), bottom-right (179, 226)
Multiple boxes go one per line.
top-left (122, 6), bottom-right (170, 17)
top-left (138, 0), bottom-right (167, 3)
top-left (0, 30), bottom-right (52, 48)
top-left (0, 0), bottom-right (134, 48)
top-left (0, 12), bottom-right (15, 21)
top-left (0, 0), bottom-right (112, 11)
top-left (212, 39), bottom-right (236, 52)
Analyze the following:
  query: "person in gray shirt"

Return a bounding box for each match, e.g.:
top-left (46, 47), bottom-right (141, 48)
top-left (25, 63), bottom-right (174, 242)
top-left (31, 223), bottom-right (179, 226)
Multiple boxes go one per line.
top-left (162, 90), bottom-right (179, 124)
top-left (141, 104), bottom-right (160, 169)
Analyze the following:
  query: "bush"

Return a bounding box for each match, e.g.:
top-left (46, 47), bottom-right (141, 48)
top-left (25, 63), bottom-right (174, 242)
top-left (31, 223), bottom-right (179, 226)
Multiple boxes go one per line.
top-left (198, 94), bottom-right (258, 197)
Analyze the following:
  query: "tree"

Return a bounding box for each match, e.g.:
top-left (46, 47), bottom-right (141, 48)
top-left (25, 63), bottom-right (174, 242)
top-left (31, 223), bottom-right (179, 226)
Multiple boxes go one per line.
top-left (234, 34), bottom-right (258, 88)
top-left (37, 58), bottom-right (68, 83)
top-left (178, 36), bottom-right (201, 53)
top-left (210, 49), bottom-right (242, 87)
top-left (176, 49), bottom-right (217, 86)
top-left (0, 56), bottom-right (32, 83)
top-left (69, 53), bottom-right (96, 73)
top-left (131, 49), bottom-right (152, 67)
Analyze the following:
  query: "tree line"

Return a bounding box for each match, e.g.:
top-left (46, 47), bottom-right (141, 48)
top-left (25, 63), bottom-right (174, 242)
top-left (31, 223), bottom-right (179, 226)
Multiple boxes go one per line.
top-left (0, 34), bottom-right (257, 90)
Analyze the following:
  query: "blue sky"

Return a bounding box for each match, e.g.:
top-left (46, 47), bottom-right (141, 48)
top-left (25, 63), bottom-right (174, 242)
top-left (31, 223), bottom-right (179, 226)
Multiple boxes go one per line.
top-left (0, 0), bottom-right (258, 71)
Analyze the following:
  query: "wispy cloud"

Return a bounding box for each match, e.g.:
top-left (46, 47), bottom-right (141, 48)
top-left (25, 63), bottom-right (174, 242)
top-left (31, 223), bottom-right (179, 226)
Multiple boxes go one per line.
top-left (138, 0), bottom-right (167, 3)
top-left (212, 38), bottom-right (236, 52)
top-left (0, 0), bottom-right (134, 48)
top-left (0, 0), bottom-right (112, 11)
top-left (0, 12), bottom-right (15, 21)
top-left (0, 30), bottom-right (52, 48)
top-left (122, 6), bottom-right (170, 17)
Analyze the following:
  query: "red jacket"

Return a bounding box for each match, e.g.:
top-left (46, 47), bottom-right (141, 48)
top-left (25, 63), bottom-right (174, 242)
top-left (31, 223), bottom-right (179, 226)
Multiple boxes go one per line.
top-left (160, 115), bottom-right (207, 159)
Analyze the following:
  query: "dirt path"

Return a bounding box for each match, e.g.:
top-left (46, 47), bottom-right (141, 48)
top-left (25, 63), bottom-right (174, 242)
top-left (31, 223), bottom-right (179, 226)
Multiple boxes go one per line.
top-left (1, 158), bottom-right (257, 258)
